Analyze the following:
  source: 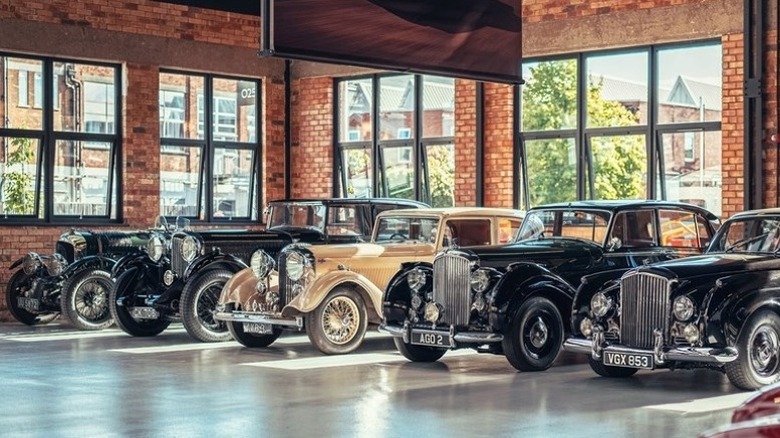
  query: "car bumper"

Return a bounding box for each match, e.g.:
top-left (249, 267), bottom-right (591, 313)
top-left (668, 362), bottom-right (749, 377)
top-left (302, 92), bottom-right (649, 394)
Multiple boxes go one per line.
top-left (380, 321), bottom-right (502, 348)
top-left (563, 337), bottom-right (738, 365)
top-left (214, 311), bottom-right (304, 329)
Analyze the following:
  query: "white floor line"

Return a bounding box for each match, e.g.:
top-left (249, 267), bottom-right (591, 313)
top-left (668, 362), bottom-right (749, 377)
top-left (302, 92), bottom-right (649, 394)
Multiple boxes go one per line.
top-left (243, 349), bottom-right (478, 370)
top-left (110, 341), bottom-right (242, 354)
top-left (1, 327), bottom-right (183, 342)
top-left (643, 392), bottom-right (755, 414)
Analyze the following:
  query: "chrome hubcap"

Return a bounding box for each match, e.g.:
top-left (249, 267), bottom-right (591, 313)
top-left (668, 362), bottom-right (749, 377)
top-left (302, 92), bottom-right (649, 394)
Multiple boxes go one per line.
top-left (750, 326), bottom-right (780, 377)
top-left (321, 296), bottom-right (359, 345)
top-left (530, 316), bottom-right (549, 348)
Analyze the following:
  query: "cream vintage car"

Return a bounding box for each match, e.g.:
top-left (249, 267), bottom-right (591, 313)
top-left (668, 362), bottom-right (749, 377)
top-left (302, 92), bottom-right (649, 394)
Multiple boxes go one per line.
top-left (215, 207), bottom-right (525, 354)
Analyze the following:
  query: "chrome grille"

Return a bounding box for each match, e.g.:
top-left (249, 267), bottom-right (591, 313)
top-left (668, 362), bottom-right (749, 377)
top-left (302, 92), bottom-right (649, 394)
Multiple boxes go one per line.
top-left (170, 235), bottom-right (187, 275)
top-left (619, 272), bottom-right (672, 349)
top-left (277, 252), bottom-right (293, 308)
top-left (432, 253), bottom-right (471, 326)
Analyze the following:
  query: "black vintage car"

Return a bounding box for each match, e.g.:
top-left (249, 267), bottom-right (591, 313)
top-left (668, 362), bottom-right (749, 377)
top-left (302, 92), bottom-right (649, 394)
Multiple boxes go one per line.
top-left (382, 200), bottom-right (719, 371)
top-left (565, 208), bottom-right (780, 390)
top-left (110, 198), bottom-right (427, 342)
top-left (6, 229), bottom-right (151, 329)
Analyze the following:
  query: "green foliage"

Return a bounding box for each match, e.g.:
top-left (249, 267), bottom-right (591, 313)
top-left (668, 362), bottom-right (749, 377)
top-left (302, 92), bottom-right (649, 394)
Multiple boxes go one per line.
top-left (1, 137), bottom-right (36, 214)
top-left (426, 145), bottom-right (455, 207)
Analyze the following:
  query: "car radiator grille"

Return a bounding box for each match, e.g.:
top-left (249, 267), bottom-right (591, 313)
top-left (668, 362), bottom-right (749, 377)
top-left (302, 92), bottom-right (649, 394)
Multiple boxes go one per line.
top-left (432, 253), bottom-right (471, 327)
top-left (170, 236), bottom-right (187, 276)
top-left (619, 272), bottom-right (671, 349)
top-left (277, 252), bottom-right (294, 308)
top-left (55, 241), bottom-right (76, 264)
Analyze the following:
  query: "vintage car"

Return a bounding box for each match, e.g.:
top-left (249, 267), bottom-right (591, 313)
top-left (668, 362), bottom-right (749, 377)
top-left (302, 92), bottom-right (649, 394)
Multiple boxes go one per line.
top-left (565, 208), bottom-right (780, 390)
top-left (216, 207), bottom-right (526, 354)
top-left (110, 198), bottom-right (427, 342)
top-left (6, 229), bottom-right (151, 330)
top-left (700, 381), bottom-right (780, 437)
top-left (382, 200), bottom-right (720, 371)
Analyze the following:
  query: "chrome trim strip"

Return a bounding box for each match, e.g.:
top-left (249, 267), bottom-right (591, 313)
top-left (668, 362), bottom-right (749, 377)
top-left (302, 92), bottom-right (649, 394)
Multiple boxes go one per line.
top-left (214, 311), bottom-right (303, 328)
top-left (379, 323), bottom-right (502, 344)
top-left (563, 338), bottom-right (738, 364)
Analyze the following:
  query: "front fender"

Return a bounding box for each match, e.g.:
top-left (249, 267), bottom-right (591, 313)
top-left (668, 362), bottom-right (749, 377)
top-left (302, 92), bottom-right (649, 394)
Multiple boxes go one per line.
top-left (183, 253), bottom-right (247, 281)
top-left (9, 257), bottom-right (24, 270)
top-left (492, 262), bottom-right (575, 310)
top-left (382, 263), bottom-right (433, 324)
top-left (65, 256), bottom-right (116, 275)
top-left (282, 270), bottom-right (383, 321)
top-left (218, 267), bottom-right (280, 309)
top-left (706, 272), bottom-right (780, 345)
top-left (111, 251), bottom-right (154, 278)
top-left (572, 269), bottom-right (628, 324)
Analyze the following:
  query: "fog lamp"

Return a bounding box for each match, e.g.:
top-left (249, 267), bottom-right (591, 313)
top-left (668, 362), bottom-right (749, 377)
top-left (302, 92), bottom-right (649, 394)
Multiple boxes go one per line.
top-left (411, 294), bottom-right (422, 310)
top-left (473, 293), bottom-right (487, 313)
top-left (424, 302), bottom-right (442, 324)
top-left (163, 270), bottom-right (175, 287)
top-left (683, 324), bottom-right (700, 344)
top-left (580, 317), bottom-right (593, 337)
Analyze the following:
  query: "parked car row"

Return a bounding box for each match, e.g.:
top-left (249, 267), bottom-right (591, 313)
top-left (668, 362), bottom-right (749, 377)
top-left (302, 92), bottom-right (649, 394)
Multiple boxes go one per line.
top-left (7, 198), bottom-right (780, 391)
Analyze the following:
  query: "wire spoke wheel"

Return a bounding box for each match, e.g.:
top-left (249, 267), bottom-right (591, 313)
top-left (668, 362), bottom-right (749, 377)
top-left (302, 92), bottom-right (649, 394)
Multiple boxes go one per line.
top-left (74, 277), bottom-right (111, 322)
top-left (321, 296), bottom-right (360, 345)
top-left (196, 279), bottom-right (225, 332)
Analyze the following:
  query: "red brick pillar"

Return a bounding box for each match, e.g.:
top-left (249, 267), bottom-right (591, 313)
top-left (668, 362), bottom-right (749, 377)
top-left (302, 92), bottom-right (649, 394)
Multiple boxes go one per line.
top-left (291, 77), bottom-right (334, 198)
top-left (482, 82), bottom-right (515, 208)
top-left (722, 34), bottom-right (745, 217)
top-left (264, 77), bottom-right (287, 205)
top-left (454, 79), bottom-right (478, 206)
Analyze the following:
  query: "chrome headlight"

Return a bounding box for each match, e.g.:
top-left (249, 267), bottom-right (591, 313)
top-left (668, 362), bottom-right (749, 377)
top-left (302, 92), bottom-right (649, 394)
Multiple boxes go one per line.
top-left (590, 292), bottom-right (612, 318)
top-left (673, 296), bottom-right (695, 321)
top-left (683, 323), bottom-right (700, 344)
top-left (580, 317), bottom-right (593, 337)
top-left (285, 251), bottom-right (308, 282)
top-left (181, 236), bottom-right (200, 262)
top-left (407, 268), bottom-right (426, 292)
top-left (23, 253), bottom-right (42, 275)
top-left (250, 250), bottom-right (275, 278)
top-left (424, 302), bottom-right (442, 324)
top-left (147, 236), bottom-right (165, 262)
top-left (45, 253), bottom-right (68, 276)
top-left (470, 269), bottom-right (490, 293)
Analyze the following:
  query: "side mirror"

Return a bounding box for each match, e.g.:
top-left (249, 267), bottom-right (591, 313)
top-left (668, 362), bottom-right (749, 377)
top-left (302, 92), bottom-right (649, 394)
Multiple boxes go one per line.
top-left (606, 236), bottom-right (622, 252)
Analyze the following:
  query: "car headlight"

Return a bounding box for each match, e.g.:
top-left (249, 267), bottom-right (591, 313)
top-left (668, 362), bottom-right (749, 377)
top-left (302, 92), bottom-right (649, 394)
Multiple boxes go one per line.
top-left (45, 253), bottom-right (68, 276)
top-left (407, 268), bottom-right (426, 292)
top-left (286, 251), bottom-right (308, 282)
top-left (683, 323), bottom-right (700, 344)
top-left (673, 296), bottom-right (695, 321)
top-left (250, 250), bottom-right (275, 278)
top-left (147, 236), bottom-right (165, 262)
top-left (590, 292), bottom-right (612, 318)
top-left (424, 302), bottom-right (443, 324)
top-left (23, 253), bottom-right (42, 275)
top-left (580, 317), bottom-right (593, 337)
top-left (470, 269), bottom-right (490, 293)
top-left (181, 236), bottom-right (200, 262)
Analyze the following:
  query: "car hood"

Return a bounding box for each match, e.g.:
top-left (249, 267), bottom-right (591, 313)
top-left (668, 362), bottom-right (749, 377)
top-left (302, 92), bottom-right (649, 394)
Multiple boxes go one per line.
top-left (637, 252), bottom-right (778, 279)
top-left (304, 241), bottom-right (436, 260)
top-left (463, 238), bottom-right (598, 268)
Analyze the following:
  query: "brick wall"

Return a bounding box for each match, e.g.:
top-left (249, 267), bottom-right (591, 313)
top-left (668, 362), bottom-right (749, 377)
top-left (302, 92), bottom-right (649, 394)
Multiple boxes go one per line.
top-left (721, 34), bottom-right (745, 217)
top-left (482, 83), bottom-right (515, 208)
top-left (454, 79), bottom-right (478, 206)
top-left (290, 77), bottom-right (334, 198)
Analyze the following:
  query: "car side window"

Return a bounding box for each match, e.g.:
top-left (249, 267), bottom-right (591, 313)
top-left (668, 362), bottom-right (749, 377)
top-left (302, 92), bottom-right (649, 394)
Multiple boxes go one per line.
top-left (443, 219), bottom-right (492, 248)
top-left (326, 206), bottom-right (362, 237)
top-left (609, 210), bottom-right (657, 248)
top-left (498, 218), bottom-right (522, 244)
top-left (659, 210), bottom-right (702, 249)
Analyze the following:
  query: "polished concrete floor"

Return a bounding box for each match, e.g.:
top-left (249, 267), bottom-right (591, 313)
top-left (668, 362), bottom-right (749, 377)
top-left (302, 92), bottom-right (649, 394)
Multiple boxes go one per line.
top-left (0, 321), bottom-right (752, 438)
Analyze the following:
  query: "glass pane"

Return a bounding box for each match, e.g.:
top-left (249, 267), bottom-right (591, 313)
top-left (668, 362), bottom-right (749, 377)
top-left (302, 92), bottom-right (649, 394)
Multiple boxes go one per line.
top-left (160, 145), bottom-right (202, 217)
top-left (213, 148), bottom-right (253, 218)
top-left (424, 144), bottom-right (454, 207)
top-left (53, 140), bottom-right (112, 216)
top-left (0, 136), bottom-right (42, 215)
top-left (0, 57), bottom-right (43, 130)
top-left (379, 75), bottom-right (414, 140)
top-left (341, 147), bottom-right (372, 197)
top-left (659, 209), bottom-right (703, 248)
top-left (660, 130), bottom-right (722, 216)
top-left (338, 78), bottom-right (372, 142)
top-left (521, 59), bottom-right (577, 131)
top-left (381, 146), bottom-right (414, 199)
top-left (422, 76), bottom-right (454, 137)
top-left (586, 51), bottom-right (647, 127)
top-left (609, 210), bottom-right (657, 248)
top-left (159, 72), bottom-right (204, 140)
top-left (54, 63), bottom-right (116, 134)
top-left (213, 78), bottom-right (254, 142)
top-left (657, 44), bottom-right (722, 124)
top-left (526, 138), bottom-right (577, 206)
top-left (591, 134), bottom-right (648, 200)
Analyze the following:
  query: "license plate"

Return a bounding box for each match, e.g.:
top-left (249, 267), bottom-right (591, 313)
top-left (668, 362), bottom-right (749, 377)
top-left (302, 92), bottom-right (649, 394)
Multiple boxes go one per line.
top-left (243, 322), bottom-right (273, 335)
top-left (17, 297), bottom-right (39, 312)
top-left (411, 331), bottom-right (448, 347)
top-left (603, 351), bottom-right (653, 369)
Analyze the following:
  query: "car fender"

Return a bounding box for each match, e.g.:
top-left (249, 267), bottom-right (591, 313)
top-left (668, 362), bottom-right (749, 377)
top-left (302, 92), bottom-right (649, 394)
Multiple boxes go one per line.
top-left (382, 262), bottom-right (433, 324)
top-left (571, 269), bottom-right (627, 332)
top-left (9, 257), bottom-right (25, 270)
top-left (183, 253), bottom-right (247, 281)
top-left (705, 272), bottom-right (780, 344)
top-left (282, 270), bottom-right (383, 322)
top-left (217, 268), bottom-right (280, 308)
top-left (111, 251), bottom-right (154, 278)
top-left (64, 256), bottom-right (116, 276)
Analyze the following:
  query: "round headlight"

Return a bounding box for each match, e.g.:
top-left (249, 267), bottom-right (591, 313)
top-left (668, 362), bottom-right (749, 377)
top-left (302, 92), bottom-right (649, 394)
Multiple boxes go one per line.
top-left (285, 251), bottom-right (307, 282)
top-left (683, 323), bottom-right (700, 344)
top-left (590, 292), bottom-right (612, 318)
top-left (424, 302), bottom-right (442, 324)
top-left (411, 294), bottom-right (422, 310)
top-left (45, 253), bottom-right (68, 276)
top-left (147, 236), bottom-right (165, 262)
top-left (181, 236), bottom-right (200, 262)
top-left (470, 269), bottom-right (490, 293)
top-left (580, 317), bottom-right (593, 337)
top-left (407, 268), bottom-right (426, 292)
top-left (163, 270), bottom-right (175, 286)
top-left (250, 250), bottom-right (275, 278)
top-left (23, 253), bottom-right (42, 275)
top-left (673, 296), bottom-right (695, 321)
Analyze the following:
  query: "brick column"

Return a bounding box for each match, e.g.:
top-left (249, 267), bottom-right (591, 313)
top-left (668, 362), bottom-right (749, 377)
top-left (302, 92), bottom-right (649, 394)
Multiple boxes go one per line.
top-left (482, 82), bottom-right (515, 208)
top-left (264, 78), bottom-right (286, 205)
top-left (721, 34), bottom-right (745, 217)
top-left (454, 79), bottom-right (478, 206)
top-left (291, 77), bottom-right (333, 198)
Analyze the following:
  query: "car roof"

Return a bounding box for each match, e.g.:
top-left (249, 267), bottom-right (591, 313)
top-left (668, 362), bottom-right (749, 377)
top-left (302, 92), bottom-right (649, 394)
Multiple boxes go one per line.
top-left (375, 207), bottom-right (525, 219)
top-left (267, 198), bottom-right (429, 208)
top-left (727, 208), bottom-right (780, 220)
top-left (529, 200), bottom-right (718, 220)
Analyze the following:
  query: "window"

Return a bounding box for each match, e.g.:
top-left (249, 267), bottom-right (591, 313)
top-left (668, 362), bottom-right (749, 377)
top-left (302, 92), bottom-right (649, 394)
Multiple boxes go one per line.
top-left (159, 72), bottom-right (260, 222)
top-left (0, 55), bottom-right (120, 222)
top-left (18, 70), bottom-right (28, 107)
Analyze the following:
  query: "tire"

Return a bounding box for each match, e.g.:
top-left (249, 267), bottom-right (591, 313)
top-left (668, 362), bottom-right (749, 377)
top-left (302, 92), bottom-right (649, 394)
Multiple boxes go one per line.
top-left (588, 356), bottom-right (639, 378)
top-left (227, 321), bottom-right (282, 348)
top-left (60, 269), bottom-right (114, 330)
top-left (725, 310), bottom-right (780, 390)
top-left (502, 296), bottom-right (564, 372)
top-left (393, 337), bottom-right (447, 362)
top-left (110, 267), bottom-right (171, 337)
top-left (5, 269), bottom-right (58, 325)
top-left (180, 270), bottom-right (232, 342)
top-left (306, 287), bottom-right (368, 354)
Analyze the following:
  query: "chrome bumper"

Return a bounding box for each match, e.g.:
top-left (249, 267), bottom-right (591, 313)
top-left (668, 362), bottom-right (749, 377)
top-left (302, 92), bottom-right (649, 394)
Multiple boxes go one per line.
top-left (563, 337), bottom-right (738, 365)
top-left (380, 321), bottom-right (502, 347)
top-left (214, 311), bottom-right (304, 329)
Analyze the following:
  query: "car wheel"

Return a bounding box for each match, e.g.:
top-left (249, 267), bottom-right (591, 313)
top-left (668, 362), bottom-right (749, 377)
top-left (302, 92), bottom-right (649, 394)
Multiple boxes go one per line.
top-left (306, 287), bottom-right (368, 354)
top-left (5, 269), bottom-right (57, 325)
top-left (60, 269), bottom-right (114, 331)
top-left (111, 267), bottom-right (170, 337)
top-left (227, 321), bottom-right (282, 348)
top-left (393, 337), bottom-right (446, 362)
top-left (588, 356), bottom-right (639, 378)
top-left (725, 310), bottom-right (780, 390)
top-left (181, 270), bottom-right (232, 342)
top-left (502, 296), bottom-right (564, 372)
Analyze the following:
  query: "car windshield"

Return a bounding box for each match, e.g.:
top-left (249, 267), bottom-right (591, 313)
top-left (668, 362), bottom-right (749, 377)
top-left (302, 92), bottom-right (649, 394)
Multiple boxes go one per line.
top-left (712, 217), bottom-right (780, 254)
top-left (374, 216), bottom-right (440, 243)
top-left (516, 209), bottom-right (610, 246)
top-left (267, 203), bottom-right (326, 230)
